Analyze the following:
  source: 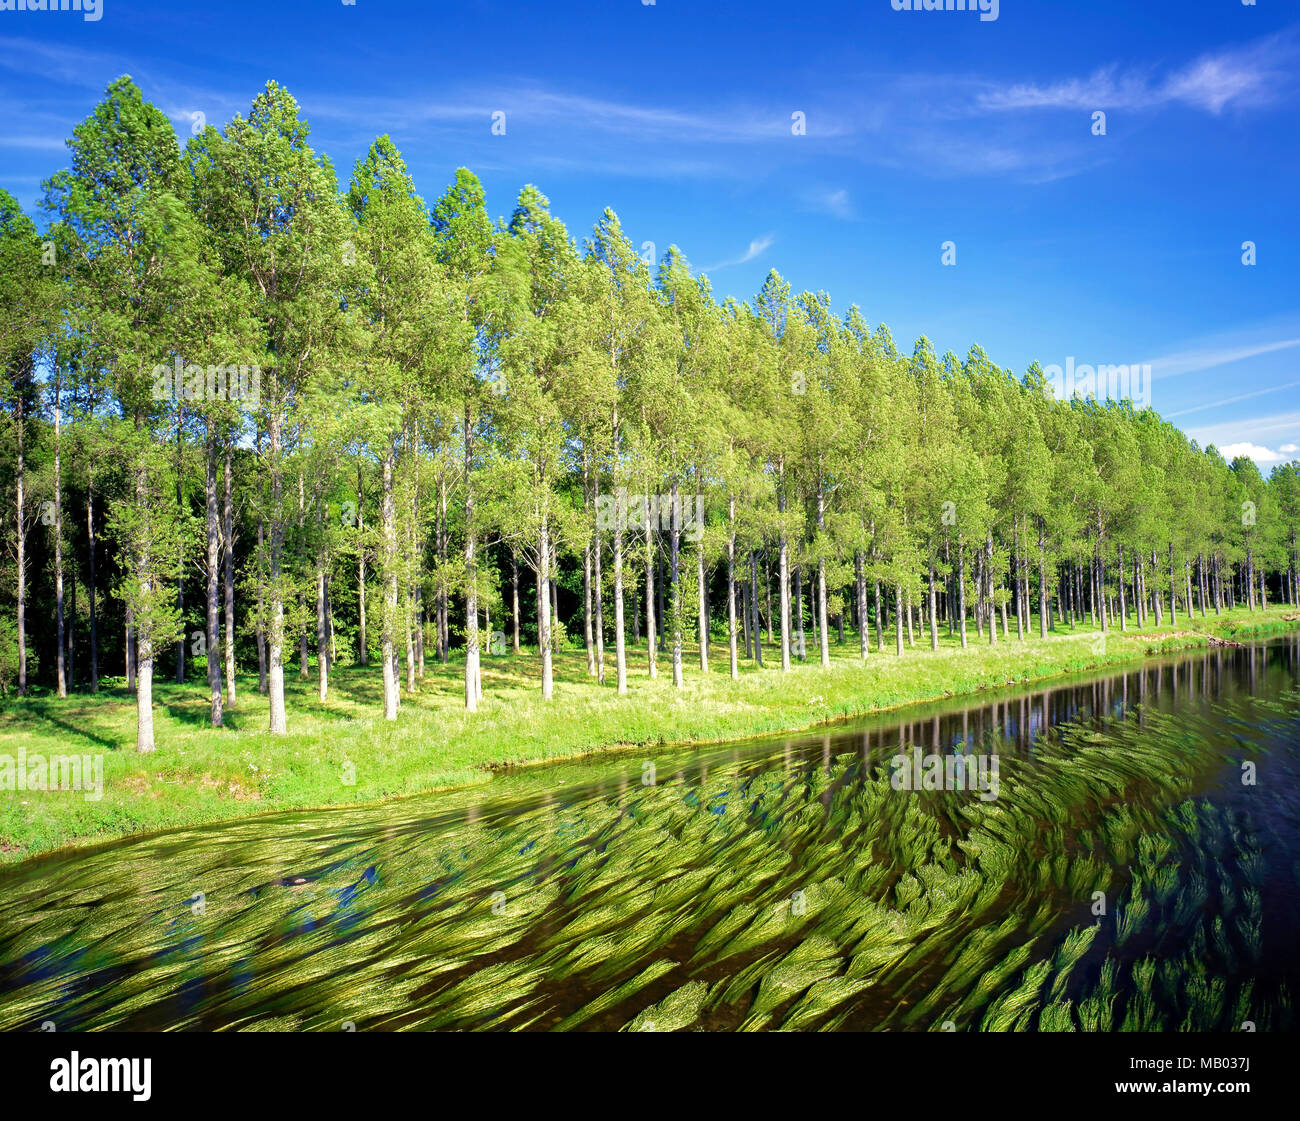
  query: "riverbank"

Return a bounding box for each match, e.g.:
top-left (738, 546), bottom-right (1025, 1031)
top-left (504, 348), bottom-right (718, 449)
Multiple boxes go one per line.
top-left (2, 605), bottom-right (1297, 864)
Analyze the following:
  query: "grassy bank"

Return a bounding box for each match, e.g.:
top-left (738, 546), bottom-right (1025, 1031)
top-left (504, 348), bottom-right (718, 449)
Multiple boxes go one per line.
top-left (1, 605), bottom-right (1296, 863)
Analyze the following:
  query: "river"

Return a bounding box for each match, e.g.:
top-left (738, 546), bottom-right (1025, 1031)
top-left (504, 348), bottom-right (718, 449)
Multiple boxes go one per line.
top-left (1, 636), bottom-right (1297, 1031)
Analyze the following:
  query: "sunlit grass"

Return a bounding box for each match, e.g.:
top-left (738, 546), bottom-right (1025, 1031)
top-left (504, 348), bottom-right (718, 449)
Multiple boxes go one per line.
top-left (0, 604), bottom-right (1294, 861)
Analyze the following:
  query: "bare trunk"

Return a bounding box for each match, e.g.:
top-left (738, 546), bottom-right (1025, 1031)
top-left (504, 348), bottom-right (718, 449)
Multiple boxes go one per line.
top-left (613, 486), bottom-right (627, 695)
top-left (174, 421), bottom-right (185, 686)
top-left (697, 526), bottom-right (708, 673)
top-left (256, 518), bottom-right (267, 693)
top-left (267, 408), bottom-right (287, 734)
top-left (511, 548), bottom-right (521, 655)
top-left (1168, 542), bottom-right (1178, 626)
top-left (670, 480), bottom-right (683, 688)
top-left (223, 444), bottom-right (236, 703)
top-left (593, 480), bottom-right (606, 684)
top-left (644, 491), bottom-right (657, 678)
top-left (540, 514), bottom-right (553, 700)
top-left (135, 462), bottom-right (156, 752)
top-left (464, 400), bottom-right (479, 712)
top-left (778, 464), bottom-right (791, 671)
top-left (894, 584), bottom-right (904, 657)
top-left (382, 444), bottom-right (399, 720)
top-left (54, 373), bottom-right (66, 696)
top-left (87, 479), bottom-right (99, 691)
top-left (856, 551), bottom-right (869, 659)
top-left (928, 557), bottom-right (939, 651)
top-left (817, 483), bottom-right (830, 667)
top-left (356, 460), bottom-right (367, 668)
top-left (15, 383), bottom-right (25, 695)
top-left (317, 557), bottom-right (329, 703)
top-left (205, 426), bottom-right (224, 725)
top-left (728, 495), bottom-right (738, 679)
top-left (957, 540), bottom-right (968, 649)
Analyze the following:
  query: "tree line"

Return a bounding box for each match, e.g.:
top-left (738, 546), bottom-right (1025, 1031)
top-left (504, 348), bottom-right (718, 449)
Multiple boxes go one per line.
top-left (3, 77), bottom-right (1298, 750)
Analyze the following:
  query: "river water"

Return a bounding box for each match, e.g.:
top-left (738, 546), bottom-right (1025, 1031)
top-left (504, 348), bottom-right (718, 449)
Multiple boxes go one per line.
top-left (1, 637), bottom-right (1297, 1031)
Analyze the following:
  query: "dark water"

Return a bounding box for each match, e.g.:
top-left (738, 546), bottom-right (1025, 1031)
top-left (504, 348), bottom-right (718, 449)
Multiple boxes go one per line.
top-left (1, 637), bottom-right (1298, 1031)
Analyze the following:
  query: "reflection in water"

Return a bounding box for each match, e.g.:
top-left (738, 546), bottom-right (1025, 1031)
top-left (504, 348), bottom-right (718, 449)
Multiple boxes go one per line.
top-left (0, 637), bottom-right (1298, 1031)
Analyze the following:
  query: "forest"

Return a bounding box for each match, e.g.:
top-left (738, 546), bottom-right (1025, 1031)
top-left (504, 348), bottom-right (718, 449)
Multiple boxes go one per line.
top-left (3, 76), bottom-right (1299, 754)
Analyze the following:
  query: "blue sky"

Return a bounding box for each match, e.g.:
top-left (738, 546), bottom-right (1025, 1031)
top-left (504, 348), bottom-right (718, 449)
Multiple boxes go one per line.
top-left (2, 0), bottom-right (1297, 466)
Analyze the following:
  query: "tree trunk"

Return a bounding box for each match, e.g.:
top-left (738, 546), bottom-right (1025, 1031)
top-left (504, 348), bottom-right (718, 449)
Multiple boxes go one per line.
top-left (928, 558), bottom-right (939, 651)
top-left (583, 456), bottom-right (595, 675)
top-left (697, 530), bottom-right (709, 673)
top-left (957, 540), bottom-right (968, 649)
top-left (856, 551), bottom-right (869, 659)
top-left (175, 420), bottom-right (185, 687)
top-left (54, 373), bottom-right (66, 697)
top-left (356, 460), bottom-right (367, 668)
top-left (256, 518), bottom-right (267, 694)
top-left (540, 514), bottom-right (553, 700)
top-left (438, 472), bottom-right (449, 663)
top-left (135, 461), bottom-right (156, 752)
top-left (267, 408), bottom-right (287, 734)
top-left (205, 425), bottom-right (224, 725)
top-left (593, 503), bottom-right (605, 684)
top-left (986, 533), bottom-right (998, 646)
top-left (794, 567), bottom-right (805, 660)
top-left (728, 495), bottom-right (739, 679)
top-left (644, 491), bottom-right (657, 679)
top-left (87, 479), bottom-right (98, 691)
top-left (382, 444), bottom-right (399, 720)
top-left (817, 484), bottom-right (830, 667)
top-left (778, 465), bottom-right (791, 671)
top-left (1117, 544), bottom-right (1128, 633)
top-left (317, 553), bottom-right (329, 703)
top-left (15, 377), bottom-right (25, 696)
top-left (223, 444), bottom-right (237, 703)
top-left (1168, 542), bottom-right (1178, 626)
top-left (613, 484), bottom-right (628, 695)
top-left (895, 584), bottom-right (904, 657)
top-left (670, 480), bottom-right (683, 688)
top-left (511, 548), bottom-right (522, 655)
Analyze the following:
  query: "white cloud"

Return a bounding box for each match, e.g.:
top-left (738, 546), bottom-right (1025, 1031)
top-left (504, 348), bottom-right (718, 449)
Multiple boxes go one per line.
top-left (1281, 443), bottom-right (1299, 454)
top-left (1186, 411), bottom-right (1300, 455)
top-left (701, 235), bottom-right (775, 273)
top-left (1218, 442), bottom-right (1287, 464)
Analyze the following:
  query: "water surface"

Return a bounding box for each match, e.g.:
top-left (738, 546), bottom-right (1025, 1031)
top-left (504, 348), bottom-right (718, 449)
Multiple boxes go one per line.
top-left (2, 638), bottom-right (1298, 1031)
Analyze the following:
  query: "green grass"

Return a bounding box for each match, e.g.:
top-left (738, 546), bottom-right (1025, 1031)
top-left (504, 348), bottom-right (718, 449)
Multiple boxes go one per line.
top-left (1, 603), bottom-right (1296, 863)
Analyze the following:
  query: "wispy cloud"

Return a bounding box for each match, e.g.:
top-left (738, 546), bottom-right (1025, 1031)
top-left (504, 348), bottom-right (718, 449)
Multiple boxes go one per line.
top-left (1144, 337), bottom-right (1300, 380)
top-left (701, 235), bottom-right (775, 273)
top-left (804, 187), bottom-right (855, 219)
top-left (977, 33), bottom-right (1295, 115)
top-left (1164, 379), bottom-right (1300, 419)
top-left (0, 135), bottom-right (67, 151)
top-left (1185, 411), bottom-right (1300, 460)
